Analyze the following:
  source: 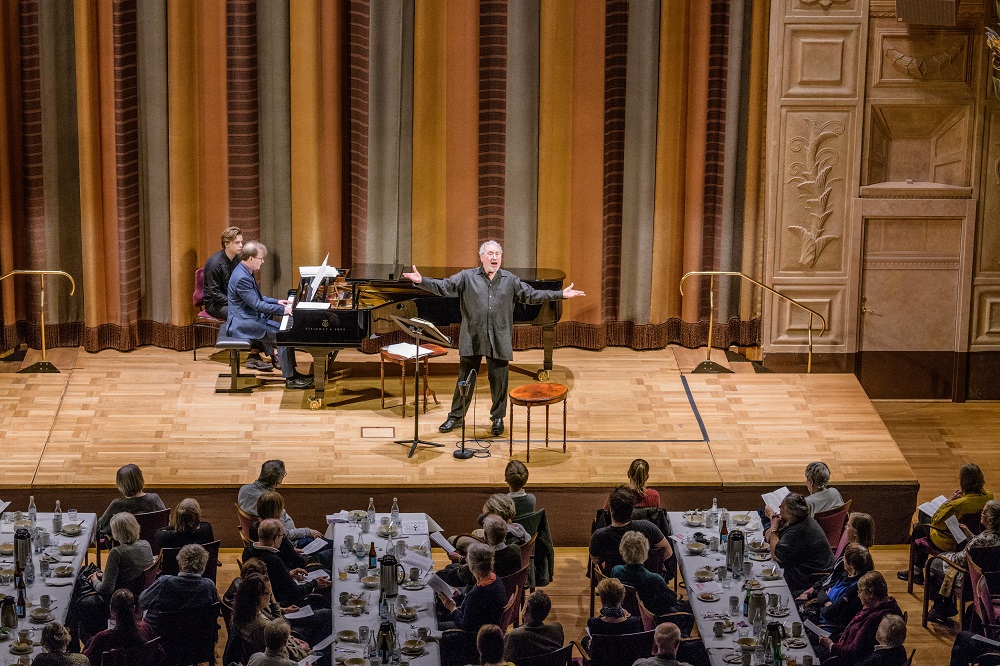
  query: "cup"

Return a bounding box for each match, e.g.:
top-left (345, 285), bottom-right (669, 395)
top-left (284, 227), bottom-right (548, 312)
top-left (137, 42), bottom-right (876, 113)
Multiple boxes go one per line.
top-left (395, 542), bottom-right (407, 557)
top-left (380, 516), bottom-right (390, 527)
top-left (358, 625), bottom-right (370, 644)
top-left (709, 536), bottom-right (720, 551)
top-left (767, 593), bottom-right (779, 609)
top-left (17, 629), bottom-right (30, 644)
top-left (791, 621), bottom-right (802, 638)
top-left (718, 566), bottom-right (731, 589)
top-left (360, 519), bottom-right (370, 534)
top-left (729, 595), bottom-right (740, 616)
top-left (409, 566), bottom-right (420, 582)
top-left (339, 591), bottom-right (350, 606)
top-left (417, 627), bottom-right (430, 641)
top-left (742, 561), bottom-right (753, 578)
top-left (802, 656), bottom-right (813, 666)
top-left (338, 566), bottom-right (348, 581)
top-left (741, 650), bottom-right (752, 666)
top-left (358, 564), bottom-right (369, 579)
top-left (710, 621), bottom-right (722, 638)
top-left (345, 534), bottom-right (354, 550)
top-left (397, 595), bottom-right (409, 608)
top-left (40, 594), bottom-right (51, 610)
top-left (786, 659), bottom-right (797, 666)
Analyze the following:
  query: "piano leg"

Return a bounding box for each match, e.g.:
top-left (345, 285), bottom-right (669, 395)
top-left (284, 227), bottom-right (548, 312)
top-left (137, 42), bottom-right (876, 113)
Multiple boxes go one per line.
top-left (307, 349), bottom-right (340, 410)
top-left (539, 324), bottom-right (555, 381)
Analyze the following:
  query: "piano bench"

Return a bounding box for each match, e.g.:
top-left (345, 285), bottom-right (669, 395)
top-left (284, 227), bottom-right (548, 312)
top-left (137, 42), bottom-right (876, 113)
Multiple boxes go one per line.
top-left (215, 338), bottom-right (261, 394)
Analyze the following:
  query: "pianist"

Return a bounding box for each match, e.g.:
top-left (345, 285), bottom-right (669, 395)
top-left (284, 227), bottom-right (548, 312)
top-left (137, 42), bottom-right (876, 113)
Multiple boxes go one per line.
top-left (225, 241), bottom-right (314, 390)
top-left (403, 240), bottom-right (584, 436)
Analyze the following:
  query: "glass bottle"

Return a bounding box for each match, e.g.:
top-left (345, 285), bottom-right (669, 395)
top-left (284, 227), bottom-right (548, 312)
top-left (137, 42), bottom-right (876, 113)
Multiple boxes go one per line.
top-left (720, 511), bottom-right (729, 547)
top-left (390, 497), bottom-right (400, 526)
top-left (24, 555), bottom-right (34, 585)
top-left (368, 540), bottom-right (378, 569)
top-left (27, 496), bottom-right (36, 526)
top-left (52, 500), bottom-right (62, 534)
top-left (367, 498), bottom-right (376, 525)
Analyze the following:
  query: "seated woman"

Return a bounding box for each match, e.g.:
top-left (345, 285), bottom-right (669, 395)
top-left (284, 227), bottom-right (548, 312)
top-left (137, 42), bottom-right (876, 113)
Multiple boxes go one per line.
top-left (899, 462), bottom-right (993, 584)
top-left (815, 572), bottom-right (902, 665)
top-left (927, 499), bottom-right (1000, 624)
top-left (82, 589), bottom-right (164, 664)
top-left (31, 622), bottom-right (89, 666)
top-left (154, 498), bottom-right (214, 551)
top-left (857, 614), bottom-right (908, 666)
top-left (799, 512), bottom-right (875, 601)
top-left (96, 464), bottom-right (166, 537)
top-left (603, 458), bottom-right (659, 510)
top-left (804, 461), bottom-right (845, 515)
top-left (476, 624), bottom-right (515, 666)
top-left (765, 493), bottom-right (835, 595)
top-left (799, 543), bottom-right (874, 628)
top-left (437, 543), bottom-right (509, 633)
top-left (252, 491), bottom-right (332, 571)
top-left (442, 515), bottom-right (522, 588)
top-left (247, 619), bottom-right (300, 666)
top-left (72, 512), bottom-right (154, 639)
top-left (584, 577), bottom-right (643, 649)
top-left (225, 574), bottom-right (312, 665)
top-left (610, 531), bottom-right (678, 615)
top-left (454, 494), bottom-right (530, 553)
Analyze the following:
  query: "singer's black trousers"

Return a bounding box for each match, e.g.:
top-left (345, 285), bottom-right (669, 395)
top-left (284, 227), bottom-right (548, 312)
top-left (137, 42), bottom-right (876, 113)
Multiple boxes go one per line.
top-left (448, 354), bottom-right (509, 422)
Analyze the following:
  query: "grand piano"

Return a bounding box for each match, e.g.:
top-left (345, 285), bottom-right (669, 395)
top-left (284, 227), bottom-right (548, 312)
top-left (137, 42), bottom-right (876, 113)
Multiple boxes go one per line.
top-left (276, 263), bottom-right (565, 409)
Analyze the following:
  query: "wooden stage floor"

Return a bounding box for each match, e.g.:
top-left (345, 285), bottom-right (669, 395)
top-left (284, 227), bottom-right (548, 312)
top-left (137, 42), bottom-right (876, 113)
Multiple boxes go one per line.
top-left (0, 346), bottom-right (919, 544)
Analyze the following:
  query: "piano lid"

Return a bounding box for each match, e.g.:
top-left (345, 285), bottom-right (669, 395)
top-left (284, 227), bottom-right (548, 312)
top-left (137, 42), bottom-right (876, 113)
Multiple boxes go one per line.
top-left (348, 263), bottom-right (566, 283)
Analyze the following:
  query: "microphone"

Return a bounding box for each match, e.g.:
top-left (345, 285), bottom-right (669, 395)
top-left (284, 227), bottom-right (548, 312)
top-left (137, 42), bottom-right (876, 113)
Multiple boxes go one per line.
top-left (454, 369), bottom-right (476, 460)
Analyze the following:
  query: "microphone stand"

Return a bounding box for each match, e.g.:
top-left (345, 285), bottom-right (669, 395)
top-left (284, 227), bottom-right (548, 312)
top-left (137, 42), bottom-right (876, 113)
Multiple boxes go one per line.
top-left (454, 371), bottom-right (475, 460)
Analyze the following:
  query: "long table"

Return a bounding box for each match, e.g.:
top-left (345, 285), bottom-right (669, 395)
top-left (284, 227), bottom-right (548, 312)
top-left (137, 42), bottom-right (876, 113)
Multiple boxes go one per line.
top-left (668, 511), bottom-right (818, 666)
top-left (325, 512), bottom-right (442, 665)
top-left (0, 511), bottom-right (97, 661)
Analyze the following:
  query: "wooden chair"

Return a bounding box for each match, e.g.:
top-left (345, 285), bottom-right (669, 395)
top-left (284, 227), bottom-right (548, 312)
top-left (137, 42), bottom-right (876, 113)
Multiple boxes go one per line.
top-left (127, 554), bottom-right (162, 597)
top-left (636, 596), bottom-right (695, 636)
top-left (907, 510), bottom-right (984, 593)
top-left (235, 503), bottom-right (255, 546)
top-left (974, 654), bottom-right (1000, 666)
top-left (156, 601), bottom-right (221, 665)
top-left (159, 539), bottom-right (222, 583)
top-left (677, 637), bottom-right (711, 666)
top-left (220, 595), bottom-right (234, 633)
top-left (499, 589), bottom-right (520, 632)
top-left (924, 544), bottom-right (1000, 629)
top-left (500, 563), bottom-right (531, 626)
top-left (440, 629), bottom-right (479, 666)
top-left (100, 636), bottom-right (163, 666)
top-left (575, 629), bottom-right (655, 666)
top-left (904, 648), bottom-right (916, 666)
top-left (516, 644), bottom-right (575, 666)
top-left (591, 567), bottom-right (640, 619)
top-left (515, 509), bottom-right (545, 539)
top-left (135, 508), bottom-right (171, 554)
top-left (814, 500), bottom-right (852, 550)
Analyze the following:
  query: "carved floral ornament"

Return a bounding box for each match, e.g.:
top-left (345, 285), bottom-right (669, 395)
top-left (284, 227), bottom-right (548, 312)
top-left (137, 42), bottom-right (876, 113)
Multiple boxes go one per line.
top-left (787, 119), bottom-right (845, 268)
top-left (882, 41), bottom-right (963, 78)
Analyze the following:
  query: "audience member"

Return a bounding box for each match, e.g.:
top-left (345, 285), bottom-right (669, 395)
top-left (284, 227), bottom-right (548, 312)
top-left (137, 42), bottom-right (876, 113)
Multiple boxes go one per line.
top-left (71, 512), bottom-right (154, 638)
top-left (476, 624), bottom-right (514, 666)
top-left (585, 577), bottom-right (643, 648)
top-left (504, 460), bottom-right (536, 516)
top-left (238, 460), bottom-right (324, 543)
top-left (96, 464), bottom-right (166, 536)
top-left (253, 491), bottom-right (331, 571)
top-left (590, 485), bottom-right (672, 571)
top-left (224, 557), bottom-right (268, 610)
top-left (856, 614), bottom-right (908, 666)
top-left (437, 543), bottom-right (508, 632)
top-left (765, 493), bottom-right (834, 595)
top-left (815, 572), bottom-right (902, 664)
top-left (804, 461), bottom-right (844, 514)
top-left (631, 622), bottom-right (691, 666)
top-left (502, 591), bottom-right (564, 663)
top-left (154, 498), bottom-right (215, 551)
top-left (247, 619), bottom-right (299, 666)
top-left (242, 519), bottom-right (330, 608)
top-left (31, 622), bottom-right (89, 666)
top-left (800, 543), bottom-right (874, 627)
top-left (455, 493), bottom-right (530, 553)
top-left (82, 590), bottom-right (163, 664)
top-left (846, 512), bottom-right (876, 549)
top-left (611, 531), bottom-right (678, 614)
top-left (927, 499), bottom-right (1000, 624)
top-left (604, 459), bottom-right (660, 510)
top-left (484, 515), bottom-right (522, 578)
top-left (900, 463), bottom-right (993, 584)
top-left (227, 574), bottom-right (311, 664)
top-left (138, 544), bottom-right (219, 633)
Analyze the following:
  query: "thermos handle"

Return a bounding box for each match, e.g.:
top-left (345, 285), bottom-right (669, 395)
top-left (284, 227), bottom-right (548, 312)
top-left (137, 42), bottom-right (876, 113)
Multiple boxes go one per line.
top-left (396, 563), bottom-right (406, 583)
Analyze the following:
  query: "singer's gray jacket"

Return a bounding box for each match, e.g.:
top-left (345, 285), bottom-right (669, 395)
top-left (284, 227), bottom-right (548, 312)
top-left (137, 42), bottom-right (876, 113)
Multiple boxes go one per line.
top-left (417, 266), bottom-right (563, 360)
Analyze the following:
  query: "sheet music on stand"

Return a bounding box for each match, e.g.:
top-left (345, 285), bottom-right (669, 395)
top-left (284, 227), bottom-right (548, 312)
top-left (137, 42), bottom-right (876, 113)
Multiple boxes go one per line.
top-left (382, 343), bottom-right (435, 359)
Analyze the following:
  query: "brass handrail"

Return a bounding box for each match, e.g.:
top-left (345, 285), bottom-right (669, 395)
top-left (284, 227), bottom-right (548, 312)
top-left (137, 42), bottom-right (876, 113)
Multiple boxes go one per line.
top-left (679, 271), bottom-right (827, 373)
top-left (0, 270), bottom-right (76, 372)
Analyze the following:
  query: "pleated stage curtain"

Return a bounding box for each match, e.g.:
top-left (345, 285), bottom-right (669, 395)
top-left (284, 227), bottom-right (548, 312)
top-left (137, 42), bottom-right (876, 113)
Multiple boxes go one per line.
top-left (0, 0), bottom-right (763, 354)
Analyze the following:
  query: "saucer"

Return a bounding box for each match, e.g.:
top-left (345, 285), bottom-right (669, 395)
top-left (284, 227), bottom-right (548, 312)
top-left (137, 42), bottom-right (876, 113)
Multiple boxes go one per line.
top-left (401, 581), bottom-right (426, 591)
top-left (30, 614), bottom-right (54, 624)
top-left (784, 637), bottom-right (807, 649)
top-left (9, 642), bottom-right (32, 655)
top-left (748, 552), bottom-right (771, 561)
top-left (697, 592), bottom-right (720, 602)
top-left (723, 653), bottom-right (743, 664)
top-left (767, 607), bottom-right (791, 618)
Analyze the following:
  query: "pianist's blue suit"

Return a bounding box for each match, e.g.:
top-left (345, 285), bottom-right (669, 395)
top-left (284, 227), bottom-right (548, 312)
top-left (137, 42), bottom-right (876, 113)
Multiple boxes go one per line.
top-left (224, 261), bottom-right (296, 379)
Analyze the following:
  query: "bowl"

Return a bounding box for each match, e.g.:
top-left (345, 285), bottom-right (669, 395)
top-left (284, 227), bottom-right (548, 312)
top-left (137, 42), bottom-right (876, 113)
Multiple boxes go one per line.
top-left (748, 539), bottom-right (768, 552)
top-left (395, 606), bottom-right (418, 618)
top-left (761, 566), bottom-right (782, 580)
top-left (361, 575), bottom-right (380, 589)
top-left (402, 639), bottom-right (426, 654)
top-left (336, 629), bottom-right (359, 642)
top-left (13, 520), bottom-right (30, 529)
top-left (54, 565), bottom-right (74, 577)
top-left (344, 658), bottom-right (367, 666)
top-left (684, 512), bottom-right (705, 526)
top-left (732, 513), bottom-right (750, 525)
top-left (30, 607), bottom-right (52, 619)
top-left (59, 543), bottom-right (78, 555)
top-left (685, 541), bottom-right (707, 555)
top-left (694, 566), bottom-right (715, 581)
top-left (737, 637), bottom-right (757, 650)
top-left (346, 597), bottom-right (367, 608)
top-left (61, 524), bottom-right (82, 535)
top-left (0, 543), bottom-right (12, 555)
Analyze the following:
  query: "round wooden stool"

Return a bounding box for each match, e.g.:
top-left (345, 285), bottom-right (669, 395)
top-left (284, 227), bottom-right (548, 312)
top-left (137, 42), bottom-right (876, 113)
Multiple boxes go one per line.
top-left (508, 382), bottom-right (568, 462)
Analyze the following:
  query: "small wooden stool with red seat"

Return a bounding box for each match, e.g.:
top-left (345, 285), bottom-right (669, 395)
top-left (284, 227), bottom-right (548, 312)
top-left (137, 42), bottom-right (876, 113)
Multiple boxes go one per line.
top-left (508, 382), bottom-right (568, 462)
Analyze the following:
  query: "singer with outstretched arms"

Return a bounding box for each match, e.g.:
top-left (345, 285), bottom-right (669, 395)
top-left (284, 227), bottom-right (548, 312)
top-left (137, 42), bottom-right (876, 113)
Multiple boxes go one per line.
top-left (403, 240), bottom-right (585, 436)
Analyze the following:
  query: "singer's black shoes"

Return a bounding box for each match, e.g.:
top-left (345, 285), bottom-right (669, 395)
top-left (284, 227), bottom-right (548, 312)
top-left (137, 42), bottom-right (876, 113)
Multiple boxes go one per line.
top-left (439, 418), bottom-right (463, 433)
top-left (491, 418), bottom-right (504, 436)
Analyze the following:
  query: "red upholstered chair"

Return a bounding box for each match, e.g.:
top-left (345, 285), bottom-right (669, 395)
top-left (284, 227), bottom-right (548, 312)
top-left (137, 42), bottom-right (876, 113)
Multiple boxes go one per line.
top-left (192, 266), bottom-right (224, 360)
top-left (906, 511), bottom-right (983, 593)
top-left (814, 500), bottom-right (852, 550)
top-left (499, 564), bottom-right (530, 627)
top-left (924, 544), bottom-right (1000, 629)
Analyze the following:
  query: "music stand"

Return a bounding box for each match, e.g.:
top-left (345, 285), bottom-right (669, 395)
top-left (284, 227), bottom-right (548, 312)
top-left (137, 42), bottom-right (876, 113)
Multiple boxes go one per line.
top-left (389, 315), bottom-right (453, 458)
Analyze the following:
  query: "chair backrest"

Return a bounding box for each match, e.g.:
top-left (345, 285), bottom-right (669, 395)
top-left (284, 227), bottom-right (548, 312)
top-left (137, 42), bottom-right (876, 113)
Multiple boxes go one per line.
top-left (515, 509), bottom-right (545, 538)
top-left (961, 511), bottom-right (985, 535)
top-left (588, 629), bottom-right (655, 666)
top-left (500, 563), bottom-right (531, 601)
top-left (135, 509), bottom-right (172, 554)
top-left (677, 637), bottom-right (711, 666)
top-left (520, 533), bottom-right (538, 570)
top-left (517, 643), bottom-right (574, 666)
top-left (967, 544), bottom-right (1000, 622)
top-left (814, 500), bottom-right (852, 549)
top-left (976, 577), bottom-right (999, 628)
top-left (193, 267), bottom-right (205, 307)
top-left (156, 602), bottom-right (220, 665)
top-left (621, 583), bottom-right (641, 618)
top-left (439, 629), bottom-right (479, 666)
top-left (101, 636), bottom-right (162, 666)
top-left (235, 503), bottom-right (256, 546)
top-left (128, 554), bottom-right (161, 597)
top-left (833, 527), bottom-right (851, 560)
top-left (904, 648), bottom-right (916, 666)
top-left (499, 589), bottom-right (520, 633)
top-left (159, 539), bottom-right (222, 583)
top-left (637, 595), bottom-right (656, 631)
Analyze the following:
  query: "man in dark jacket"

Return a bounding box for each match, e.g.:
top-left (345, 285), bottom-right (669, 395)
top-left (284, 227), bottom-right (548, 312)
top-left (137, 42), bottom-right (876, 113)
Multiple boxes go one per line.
top-left (766, 493), bottom-right (835, 595)
top-left (503, 590), bottom-right (564, 663)
top-left (404, 241), bottom-right (584, 435)
top-left (241, 519), bottom-right (330, 607)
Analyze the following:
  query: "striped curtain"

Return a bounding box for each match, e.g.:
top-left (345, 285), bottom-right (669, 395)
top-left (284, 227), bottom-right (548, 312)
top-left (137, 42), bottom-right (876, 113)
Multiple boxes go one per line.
top-left (0, 0), bottom-right (765, 354)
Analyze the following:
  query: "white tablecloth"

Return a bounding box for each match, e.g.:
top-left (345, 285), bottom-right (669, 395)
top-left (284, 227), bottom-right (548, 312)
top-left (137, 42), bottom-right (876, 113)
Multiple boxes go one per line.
top-left (1, 511), bottom-right (97, 661)
top-left (326, 512), bottom-right (442, 665)
top-left (668, 511), bottom-right (818, 666)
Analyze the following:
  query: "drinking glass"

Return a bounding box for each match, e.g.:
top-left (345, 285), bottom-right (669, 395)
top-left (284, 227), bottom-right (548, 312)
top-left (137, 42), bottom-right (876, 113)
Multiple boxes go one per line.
top-left (67, 509), bottom-right (78, 523)
top-left (719, 566), bottom-right (731, 589)
top-left (358, 625), bottom-right (370, 644)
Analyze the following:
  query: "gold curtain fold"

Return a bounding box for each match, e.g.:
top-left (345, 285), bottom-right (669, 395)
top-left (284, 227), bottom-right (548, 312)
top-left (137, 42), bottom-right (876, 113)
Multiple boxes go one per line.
top-left (0, 0), bottom-right (21, 326)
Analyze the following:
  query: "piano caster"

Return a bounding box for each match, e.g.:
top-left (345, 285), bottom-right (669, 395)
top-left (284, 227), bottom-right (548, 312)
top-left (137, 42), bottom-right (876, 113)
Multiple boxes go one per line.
top-left (536, 369), bottom-right (550, 382)
top-left (309, 398), bottom-right (323, 410)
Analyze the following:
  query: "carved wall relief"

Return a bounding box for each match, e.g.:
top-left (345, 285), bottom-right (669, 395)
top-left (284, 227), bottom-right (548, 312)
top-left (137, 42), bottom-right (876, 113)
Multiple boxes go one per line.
top-left (786, 118), bottom-right (846, 269)
top-left (873, 28), bottom-right (973, 87)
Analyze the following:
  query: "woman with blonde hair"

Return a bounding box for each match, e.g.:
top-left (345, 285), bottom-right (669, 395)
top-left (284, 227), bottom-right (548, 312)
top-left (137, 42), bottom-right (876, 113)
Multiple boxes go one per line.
top-left (604, 459), bottom-right (659, 510)
top-left (96, 464), bottom-right (165, 536)
top-left (584, 577), bottom-right (642, 650)
top-left (154, 497), bottom-right (214, 550)
top-left (31, 622), bottom-right (89, 665)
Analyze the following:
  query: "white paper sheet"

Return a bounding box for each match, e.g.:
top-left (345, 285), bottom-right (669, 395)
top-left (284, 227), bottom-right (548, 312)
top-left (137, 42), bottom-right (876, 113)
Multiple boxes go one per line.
top-left (918, 495), bottom-right (948, 517)
top-left (804, 620), bottom-right (830, 638)
top-left (298, 655), bottom-right (320, 665)
top-left (401, 551), bottom-right (434, 572)
top-left (311, 634), bottom-right (336, 651)
top-left (0, 500), bottom-right (10, 515)
top-left (402, 520), bottom-right (428, 535)
top-left (761, 486), bottom-right (791, 513)
top-left (426, 574), bottom-right (455, 599)
top-left (284, 605), bottom-right (315, 619)
top-left (304, 570), bottom-right (329, 582)
top-left (944, 515), bottom-right (968, 544)
top-left (429, 531), bottom-right (456, 554)
top-left (300, 538), bottom-right (326, 555)
top-left (382, 343), bottom-right (435, 359)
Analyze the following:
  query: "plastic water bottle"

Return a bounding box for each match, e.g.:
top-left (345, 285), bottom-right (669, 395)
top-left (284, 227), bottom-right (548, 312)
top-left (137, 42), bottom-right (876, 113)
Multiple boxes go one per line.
top-left (390, 497), bottom-right (400, 526)
top-left (52, 500), bottom-right (62, 534)
top-left (367, 498), bottom-right (376, 525)
top-left (27, 496), bottom-right (36, 526)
